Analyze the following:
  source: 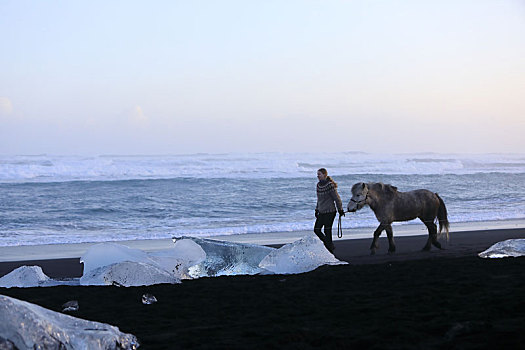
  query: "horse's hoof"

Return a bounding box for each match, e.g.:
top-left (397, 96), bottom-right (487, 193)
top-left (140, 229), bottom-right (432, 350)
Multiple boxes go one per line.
top-left (370, 250), bottom-right (376, 255)
top-left (388, 250), bottom-right (396, 254)
top-left (422, 247), bottom-right (431, 252)
top-left (388, 247), bottom-right (396, 253)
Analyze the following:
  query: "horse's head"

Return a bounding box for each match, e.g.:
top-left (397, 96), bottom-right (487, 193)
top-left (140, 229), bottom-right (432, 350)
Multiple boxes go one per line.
top-left (347, 182), bottom-right (369, 212)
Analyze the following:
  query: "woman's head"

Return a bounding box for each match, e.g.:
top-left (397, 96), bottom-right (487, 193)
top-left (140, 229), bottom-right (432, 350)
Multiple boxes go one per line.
top-left (317, 168), bottom-right (338, 188)
top-left (317, 168), bottom-right (328, 181)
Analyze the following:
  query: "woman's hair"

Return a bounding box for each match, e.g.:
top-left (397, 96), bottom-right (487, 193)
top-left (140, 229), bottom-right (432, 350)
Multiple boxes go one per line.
top-left (317, 168), bottom-right (337, 188)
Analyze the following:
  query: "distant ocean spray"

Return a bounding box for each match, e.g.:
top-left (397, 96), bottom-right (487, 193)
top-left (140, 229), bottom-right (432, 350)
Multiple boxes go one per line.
top-left (0, 152), bottom-right (524, 246)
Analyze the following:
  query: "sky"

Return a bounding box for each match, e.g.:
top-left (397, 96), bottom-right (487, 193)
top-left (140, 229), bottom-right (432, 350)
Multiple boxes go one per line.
top-left (1, 0), bottom-right (524, 155)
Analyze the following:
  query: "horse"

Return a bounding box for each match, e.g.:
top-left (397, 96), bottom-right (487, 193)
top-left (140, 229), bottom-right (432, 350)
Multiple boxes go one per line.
top-left (347, 182), bottom-right (450, 255)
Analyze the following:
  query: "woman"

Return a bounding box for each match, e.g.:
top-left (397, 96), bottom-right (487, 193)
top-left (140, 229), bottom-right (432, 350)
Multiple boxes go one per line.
top-left (315, 168), bottom-right (345, 253)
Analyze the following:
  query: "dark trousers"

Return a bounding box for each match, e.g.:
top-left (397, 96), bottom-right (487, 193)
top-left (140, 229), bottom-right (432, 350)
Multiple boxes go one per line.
top-left (314, 212), bottom-right (336, 251)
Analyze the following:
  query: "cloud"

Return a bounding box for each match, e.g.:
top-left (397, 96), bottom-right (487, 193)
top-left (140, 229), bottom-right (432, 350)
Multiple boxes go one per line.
top-left (0, 97), bottom-right (13, 116)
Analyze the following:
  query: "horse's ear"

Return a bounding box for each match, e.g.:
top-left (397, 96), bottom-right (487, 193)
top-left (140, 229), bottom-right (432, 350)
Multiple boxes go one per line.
top-left (392, 186), bottom-right (398, 192)
top-left (361, 183), bottom-right (366, 189)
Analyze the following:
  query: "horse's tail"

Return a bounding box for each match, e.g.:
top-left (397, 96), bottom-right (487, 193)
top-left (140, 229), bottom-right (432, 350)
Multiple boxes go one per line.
top-left (436, 193), bottom-right (450, 242)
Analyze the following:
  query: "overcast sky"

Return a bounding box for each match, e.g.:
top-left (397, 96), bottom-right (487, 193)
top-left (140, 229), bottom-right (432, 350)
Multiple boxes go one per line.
top-left (1, 0), bottom-right (524, 155)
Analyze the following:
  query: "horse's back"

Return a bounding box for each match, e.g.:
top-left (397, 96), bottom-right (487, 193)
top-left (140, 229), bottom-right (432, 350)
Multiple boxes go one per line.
top-left (394, 189), bottom-right (439, 221)
top-left (409, 189), bottom-right (437, 199)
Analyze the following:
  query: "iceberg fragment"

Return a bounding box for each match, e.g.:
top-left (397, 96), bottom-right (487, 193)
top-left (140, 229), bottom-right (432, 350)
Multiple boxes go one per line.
top-left (478, 239), bottom-right (525, 258)
top-left (175, 237), bottom-right (275, 277)
top-left (259, 235), bottom-right (347, 274)
top-left (62, 300), bottom-right (79, 312)
top-left (148, 239), bottom-right (206, 279)
top-left (2, 236), bottom-right (350, 289)
top-left (0, 265), bottom-right (73, 288)
top-left (79, 240), bottom-right (206, 285)
top-left (80, 243), bottom-right (154, 275)
top-left (141, 294), bottom-right (157, 305)
top-left (80, 261), bottom-right (180, 286)
top-left (0, 294), bottom-right (139, 349)
top-left (0, 265), bottom-right (50, 288)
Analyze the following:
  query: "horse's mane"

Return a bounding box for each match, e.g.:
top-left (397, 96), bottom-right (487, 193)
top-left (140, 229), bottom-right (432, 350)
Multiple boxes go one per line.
top-left (351, 182), bottom-right (364, 192)
top-left (371, 182), bottom-right (398, 197)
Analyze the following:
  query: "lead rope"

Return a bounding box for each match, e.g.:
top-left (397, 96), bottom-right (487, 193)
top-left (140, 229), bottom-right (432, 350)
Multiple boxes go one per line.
top-left (337, 213), bottom-right (343, 238)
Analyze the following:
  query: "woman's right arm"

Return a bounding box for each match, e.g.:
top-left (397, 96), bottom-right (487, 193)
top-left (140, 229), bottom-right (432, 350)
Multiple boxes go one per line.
top-left (315, 191), bottom-right (319, 217)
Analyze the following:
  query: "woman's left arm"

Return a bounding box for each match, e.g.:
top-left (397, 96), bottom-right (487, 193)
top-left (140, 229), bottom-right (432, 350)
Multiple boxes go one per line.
top-left (331, 186), bottom-right (344, 215)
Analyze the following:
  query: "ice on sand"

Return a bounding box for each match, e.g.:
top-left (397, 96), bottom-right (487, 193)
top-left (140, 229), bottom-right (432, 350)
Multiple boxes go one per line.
top-left (0, 294), bottom-right (139, 349)
top-left (0, 266), bottom-right (71, 288)
top-left (0, 266), bottom-right (50, 288)
top-left (62, 300), bottom-right (79, 312)
top-left (148, 239), bottom-right (206, 279)
top-left (478, 239), bottom-right (525, 258)
top-left (80, 243), bottom-right (154, 275)
top-left (79, 240), bottom-right (206, 286)
top-left (175, 237), bottom-right (276, 277)
top-left (82, 238), bottom-right (274, 282)
top-left (0, 266), bottom-right (80, 288)
top-left (141, 294), bottom-right (157, 305)
top-left (3, 236), bottom-right (348, 288)
top-left (259, 235), bottom-right (347, 274)
top-left (80, 261), bottom-right (180, 287)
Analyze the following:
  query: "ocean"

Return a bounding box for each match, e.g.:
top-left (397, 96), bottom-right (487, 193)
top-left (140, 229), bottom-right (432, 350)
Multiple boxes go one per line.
top-left (0, 152), bottom-right (524, 246)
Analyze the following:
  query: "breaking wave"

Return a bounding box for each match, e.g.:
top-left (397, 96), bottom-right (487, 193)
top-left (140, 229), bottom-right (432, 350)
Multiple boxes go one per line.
top-left (0, 152), bottom-right (524, 183)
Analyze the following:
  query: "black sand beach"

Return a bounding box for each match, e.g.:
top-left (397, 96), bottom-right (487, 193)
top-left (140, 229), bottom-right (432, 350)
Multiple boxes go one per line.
top-left (1, 228), bottom-right (525, 349)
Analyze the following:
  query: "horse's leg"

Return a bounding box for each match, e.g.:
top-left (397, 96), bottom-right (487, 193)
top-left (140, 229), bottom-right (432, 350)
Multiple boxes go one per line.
top-left (385, 224), bottom-right (396, 253)
top-left (421, 219), bottom-right (432, 251)
top-left (427, 221), bottom-right (442, 249)
top-left (370, 224), bottom-right (386, 255)
top-left (422, 220), bottom-right (442, 250)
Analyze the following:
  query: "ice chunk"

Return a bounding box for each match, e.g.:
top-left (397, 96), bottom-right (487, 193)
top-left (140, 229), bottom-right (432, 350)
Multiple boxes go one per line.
top-left (259, 235), bottom-right (347, 274)
top-left (62, 300), bottom-right (79, 312)
top-left (0, 265), bottom-right (80, 288)
top-left (0, 265), bottom-right (69, 288)
top-left (141, 294), bottom-right (157, 305)
top-left (175, 237), bottom-right (275, 277)
top-left (478, 239), bottom-right (525, 258)
top-left (0, 265), bottom-right (49, 288)
top-left (80, 243), bottom-right (154, 275)
top-left (148, 239), bottom-right (206, 279)
top-left (0, 294), bottom-right (139, 349)
top-left (80, 240), bottom-right (205, 284)
top-left (80, 261), bottom-right (180, 286)
top-left (81, 238), bottom-right (272, 282)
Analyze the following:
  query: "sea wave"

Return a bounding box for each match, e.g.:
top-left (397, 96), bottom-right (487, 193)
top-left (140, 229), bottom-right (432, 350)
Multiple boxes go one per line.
top-left (1, 213), bottom-right (524, 247)
top-left (0, 152), bottom-right (524, 183)
top-left (1, 153), bottom-right (524, 247)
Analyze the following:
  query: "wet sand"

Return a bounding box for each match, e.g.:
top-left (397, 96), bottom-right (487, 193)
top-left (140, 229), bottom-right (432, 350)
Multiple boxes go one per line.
top-left (1, 227), bottom-right (524, 278)
top-left (1, 227), bottom-right (524, 349)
